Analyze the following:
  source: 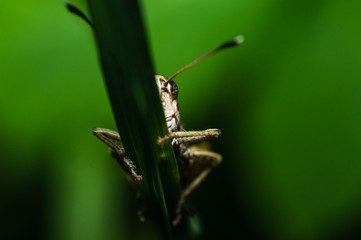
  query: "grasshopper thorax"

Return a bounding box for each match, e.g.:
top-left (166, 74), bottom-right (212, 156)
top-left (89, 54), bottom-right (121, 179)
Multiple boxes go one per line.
top-left (155, 75), bottom-right (181, 132)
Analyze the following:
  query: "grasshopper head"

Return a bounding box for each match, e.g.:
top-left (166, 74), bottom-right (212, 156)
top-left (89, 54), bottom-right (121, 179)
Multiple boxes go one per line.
top-left (154, 36), bottom-right (244, 133)
top-left (155, 75), bottom-right (181, 132)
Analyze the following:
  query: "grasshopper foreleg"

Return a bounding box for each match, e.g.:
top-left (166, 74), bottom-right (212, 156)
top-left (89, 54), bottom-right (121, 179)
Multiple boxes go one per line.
top-left (93, 127), bottom-right (143, 181)
top-left (157, 129), bottom-right (221, 145)
top-left (93, 127), bottom-right (145, 221)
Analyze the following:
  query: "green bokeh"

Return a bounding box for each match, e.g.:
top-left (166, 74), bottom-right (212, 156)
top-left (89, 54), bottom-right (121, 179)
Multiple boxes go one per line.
top-left (1, 0), bottom-right (361, 239)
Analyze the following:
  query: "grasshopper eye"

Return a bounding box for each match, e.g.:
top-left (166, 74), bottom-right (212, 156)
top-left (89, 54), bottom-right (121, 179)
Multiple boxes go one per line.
top-left (169, 81), bottom-right (178, 99)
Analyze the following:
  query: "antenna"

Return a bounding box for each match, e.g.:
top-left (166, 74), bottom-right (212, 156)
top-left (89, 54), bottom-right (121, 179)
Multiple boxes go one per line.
top-left (164, 35), bottom-right (244, 85)
top-left (65, 3), bottom-right (94, 28)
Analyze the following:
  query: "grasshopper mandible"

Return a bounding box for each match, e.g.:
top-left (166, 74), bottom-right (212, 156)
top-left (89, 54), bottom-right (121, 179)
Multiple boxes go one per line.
top-left (93, 35), bottom-right (243, 225)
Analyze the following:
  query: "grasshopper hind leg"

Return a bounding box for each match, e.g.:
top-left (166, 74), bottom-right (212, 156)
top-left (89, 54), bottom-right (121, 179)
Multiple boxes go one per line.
top-left (173, 145), bottom-right (222, 226)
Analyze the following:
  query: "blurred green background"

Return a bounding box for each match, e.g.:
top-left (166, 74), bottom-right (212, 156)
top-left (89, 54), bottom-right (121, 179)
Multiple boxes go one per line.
top-left (1, 0), bottom-right (361, 239)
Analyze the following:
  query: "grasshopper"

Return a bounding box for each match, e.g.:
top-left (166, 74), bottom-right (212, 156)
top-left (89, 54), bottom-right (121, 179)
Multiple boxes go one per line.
top-left (66, 0), bottom-right (243, 225)
top-left (65, 2), bottom-right (244, 227)
top-left (93, 36), bottom-right (243, 225)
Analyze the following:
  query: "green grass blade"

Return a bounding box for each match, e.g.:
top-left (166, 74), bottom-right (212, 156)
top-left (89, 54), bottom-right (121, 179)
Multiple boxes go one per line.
top-left (86, 0), bottom-right (181, 238)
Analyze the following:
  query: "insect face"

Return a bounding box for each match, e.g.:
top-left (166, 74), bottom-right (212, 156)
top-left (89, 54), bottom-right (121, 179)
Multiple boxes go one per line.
top-left (155, 75), bottom-right (181, 132)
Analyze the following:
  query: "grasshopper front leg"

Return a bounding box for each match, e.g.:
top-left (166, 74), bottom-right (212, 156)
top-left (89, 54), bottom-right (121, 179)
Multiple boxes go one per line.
top-left (157, 129), bottom-right (221, 145)
top-left (93, 127), bottom-right (145, 221)
top-left (93, 127), bottom-right (143, 181)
